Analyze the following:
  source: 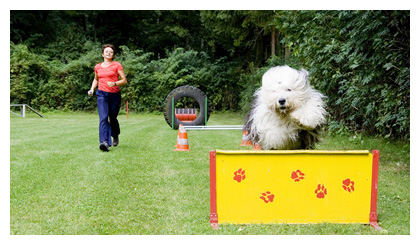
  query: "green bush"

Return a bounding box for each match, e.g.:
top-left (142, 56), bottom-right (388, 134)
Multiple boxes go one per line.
top-left (10, 41), bottom-right (102, 111)
top-left (119, 47), bottom-right (214, 112)
top-left (10, 42), bottom-right (50, 105)
top-left (10, 11), bottom-right (409, 140)
top-left (10, 43), bottom-right (239, 113)
top-left (276, 11), bottom-right (409, 140)
top-left (120, 47), bottom-right (241, 112)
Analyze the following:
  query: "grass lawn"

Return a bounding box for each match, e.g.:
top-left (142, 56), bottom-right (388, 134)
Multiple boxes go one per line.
top-left (9, 111), bottom-right (410, 235)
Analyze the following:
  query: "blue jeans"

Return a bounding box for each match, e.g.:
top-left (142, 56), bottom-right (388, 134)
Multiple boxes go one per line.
top-left (96, 90), bottom-right (121, 145)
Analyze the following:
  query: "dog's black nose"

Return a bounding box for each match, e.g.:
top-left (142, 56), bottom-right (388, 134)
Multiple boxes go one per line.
top-left (278, 98), bottom-right (286, 105)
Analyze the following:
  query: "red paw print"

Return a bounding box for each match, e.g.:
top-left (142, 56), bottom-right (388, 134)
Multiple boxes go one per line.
top-left (260, 191), bottom-right (275, 203)
top-left (291, 170), bottom-right (305, 182)
top-left (315, 184), bottom-right (327, 198)
top-left (342, 178), bottom-right (355, 193)
top-left (233, 168), bottom-right (246, 183)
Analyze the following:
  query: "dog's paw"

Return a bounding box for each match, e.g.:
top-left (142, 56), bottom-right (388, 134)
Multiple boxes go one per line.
top-left (290, 110), bottom-right (315, 129)
top-left (290, 109), bottom-right (324, 130)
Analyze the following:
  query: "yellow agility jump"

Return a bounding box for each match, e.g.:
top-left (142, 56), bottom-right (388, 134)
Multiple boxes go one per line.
top-left (209, 150), bottom-right (380, 230)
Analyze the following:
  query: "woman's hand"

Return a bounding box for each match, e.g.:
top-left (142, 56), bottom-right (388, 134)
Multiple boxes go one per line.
top-left (107, 81), bottom-right (117, 87)
top-left (88, 89), bottom-right (94, 96)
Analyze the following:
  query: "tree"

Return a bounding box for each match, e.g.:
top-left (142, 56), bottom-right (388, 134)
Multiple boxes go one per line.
top-left (200, 10), bottom-right (279, 67)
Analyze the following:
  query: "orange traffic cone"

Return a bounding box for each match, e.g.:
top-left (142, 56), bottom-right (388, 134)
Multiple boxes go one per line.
top-left (175, 124), bottom-right (191, 151)
top-left (252, 143), bottom-right (262, 150)
top-left (240, 130), bottom-right (252, 146)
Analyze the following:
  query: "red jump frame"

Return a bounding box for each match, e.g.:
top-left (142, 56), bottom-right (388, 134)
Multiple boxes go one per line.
top-left (209, 150), bottom-right (382, 231)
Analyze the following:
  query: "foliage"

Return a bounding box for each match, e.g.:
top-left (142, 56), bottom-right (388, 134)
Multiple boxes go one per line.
top-left (200, 10), bottom-right (278, 66)
top-left (119, 46), bottom-right (239, 112)
top-left (10, 10), bottom-right (410, 139)
top-left (275, 10), bottom-right (409, 139)
top-left (10, 41), bottom-right (102, 111)
top-left (10, 43), bottom-right (50, 105)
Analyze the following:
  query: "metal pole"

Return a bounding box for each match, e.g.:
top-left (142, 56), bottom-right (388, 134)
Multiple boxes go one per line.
top-left (10, 104), bottom-right (43, 118)
top-left (24, 104), bottom-right (44, 118)
top-left (184, 125), bottom-right (243, 130)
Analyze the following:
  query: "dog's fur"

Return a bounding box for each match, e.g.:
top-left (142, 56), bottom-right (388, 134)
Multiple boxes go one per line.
top-left (244, 65), bottom-right (326, 150)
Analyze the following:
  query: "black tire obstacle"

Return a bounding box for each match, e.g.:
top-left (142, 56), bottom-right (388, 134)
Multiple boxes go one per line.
top-left (163, 86), bottom-right (210, 129)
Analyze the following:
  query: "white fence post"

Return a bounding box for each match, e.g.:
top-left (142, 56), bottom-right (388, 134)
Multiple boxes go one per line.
top-left (10, 104), bottom-right (43, 118)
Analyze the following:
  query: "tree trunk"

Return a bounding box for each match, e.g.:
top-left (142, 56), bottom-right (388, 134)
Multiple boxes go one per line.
top-left (285, 46), bottom-right (290, 61)
top-left (185, 35), bottom-right (189, 50)
top-left (271, 26), bottom-right (276, 57)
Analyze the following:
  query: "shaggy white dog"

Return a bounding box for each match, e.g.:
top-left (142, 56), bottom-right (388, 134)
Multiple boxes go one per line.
top-left (244, 65), bottom-right (326, 150)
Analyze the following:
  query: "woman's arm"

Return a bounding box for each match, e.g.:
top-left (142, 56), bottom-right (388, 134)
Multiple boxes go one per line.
top-left (108, 69), bottom-right (127, 87)
top-left (88, 72), bottom-right (99, 95)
